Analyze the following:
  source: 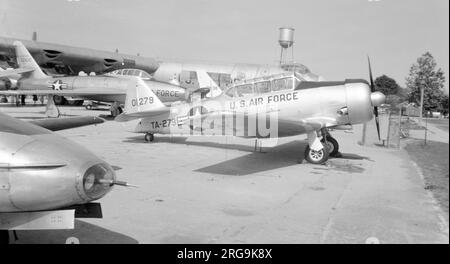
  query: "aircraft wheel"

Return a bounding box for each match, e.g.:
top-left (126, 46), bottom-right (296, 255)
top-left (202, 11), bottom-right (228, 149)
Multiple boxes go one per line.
top-left (304, 145), bottom-right (329, 164)
top-left (53, 95), bottom-right (66, 105)
top-left (321, 135), bottom-right (339, 157)
top-left (144, 133), bottom-right (154, 142)
top-left (0, 231), bottom-right (9, 244)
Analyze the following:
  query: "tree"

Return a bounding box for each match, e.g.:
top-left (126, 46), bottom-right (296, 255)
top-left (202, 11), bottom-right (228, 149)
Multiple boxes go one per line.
top-left (374, 74), bottom-right (399, 95)
top-left (406, 52), bottom-right (446, 112)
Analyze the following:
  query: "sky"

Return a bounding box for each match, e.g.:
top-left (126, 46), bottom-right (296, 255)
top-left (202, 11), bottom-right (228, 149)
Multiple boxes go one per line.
top-left (0, 0), bottom-right (448, 93)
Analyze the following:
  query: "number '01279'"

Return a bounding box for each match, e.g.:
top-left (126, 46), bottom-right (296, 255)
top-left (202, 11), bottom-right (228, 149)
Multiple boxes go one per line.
top-left (131, 97), bottom-right (153, 107)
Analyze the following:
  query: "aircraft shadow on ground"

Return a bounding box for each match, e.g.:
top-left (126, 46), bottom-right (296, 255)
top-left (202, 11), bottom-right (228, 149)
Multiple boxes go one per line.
top-left (335, 153), bottom-right (373, 161)
top-left (124, 135), bottom-right (374, 176)
top-left (123, 135), bottom-right (261, 152)
top-left (195, 140), bottom-right (307, 176)
top-left (12, 220), bottom-right (138, 244)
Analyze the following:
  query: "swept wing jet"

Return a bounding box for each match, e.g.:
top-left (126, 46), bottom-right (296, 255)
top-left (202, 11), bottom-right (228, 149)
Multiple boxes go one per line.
top-left (0, 35), bottom-right (159, 75)
top-left (115, 64), bottom-right (385, 164)
top-left (0, 112), bottom-right (130, 244)
top-left (0, 41), bottom-right (186, 115)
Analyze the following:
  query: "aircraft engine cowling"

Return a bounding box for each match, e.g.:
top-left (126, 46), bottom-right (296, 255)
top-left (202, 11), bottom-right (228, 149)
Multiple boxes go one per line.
top-left (0, 133), bottom-right (115, 212)
top-left (344, 82), bottom-right (373, 125)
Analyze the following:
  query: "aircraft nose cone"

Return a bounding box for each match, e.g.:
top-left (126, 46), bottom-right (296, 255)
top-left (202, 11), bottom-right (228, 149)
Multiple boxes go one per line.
top-left (371, 91), bottom-right (385, 107)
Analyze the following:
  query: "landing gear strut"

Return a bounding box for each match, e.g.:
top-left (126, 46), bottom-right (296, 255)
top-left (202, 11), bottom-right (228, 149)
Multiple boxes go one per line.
top-left (144, 133), bottom-right (154, 142)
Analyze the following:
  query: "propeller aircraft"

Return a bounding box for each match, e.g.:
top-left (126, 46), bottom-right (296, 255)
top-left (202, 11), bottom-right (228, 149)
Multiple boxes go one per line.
top-left (115, 63), bottom-right (385, 164)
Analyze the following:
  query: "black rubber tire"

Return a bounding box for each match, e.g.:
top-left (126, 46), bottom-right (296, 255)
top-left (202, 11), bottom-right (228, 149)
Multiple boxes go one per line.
top-left (53, 95), bottom-right (66, 105)
top-left (304, 145), bottom-right (329, 164)
top-left (321, 135), bottom-right (339, 157)
top-left (86, 104), bottom-right (93, 110)
top-left (144, 133), bottom-right (154, 142)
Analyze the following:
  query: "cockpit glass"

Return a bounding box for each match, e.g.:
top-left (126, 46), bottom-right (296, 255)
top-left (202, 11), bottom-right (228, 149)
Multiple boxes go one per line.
top-left (235, 84), bottom-right (254, 97)
top-left (225, 87), bottom-right (236, 97)
top-left (272, 78), bottom-right (291, 91)
top-left (254, 81), bottom-right (271, 94)
top-left (141, 72), bottom-right (151, 79)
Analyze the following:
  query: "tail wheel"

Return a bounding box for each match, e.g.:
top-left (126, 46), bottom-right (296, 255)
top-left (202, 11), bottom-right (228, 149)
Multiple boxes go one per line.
top-left (304, 145), bottom-right (329, 164)
top-left (321, 135), bottom-right (339, 157)
top-left (144, 133), bottom-right (154, 142)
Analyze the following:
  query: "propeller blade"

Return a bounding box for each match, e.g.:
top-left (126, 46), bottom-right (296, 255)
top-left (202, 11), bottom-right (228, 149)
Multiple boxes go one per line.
top-left (368, 56), bottom-right (381, 140)
top-left (367, 56), bottom-right (375, 92)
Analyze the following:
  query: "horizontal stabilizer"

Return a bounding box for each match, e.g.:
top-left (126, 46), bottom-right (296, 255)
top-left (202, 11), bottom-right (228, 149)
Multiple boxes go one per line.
top-left (0, 67), bottom-right (35, 78)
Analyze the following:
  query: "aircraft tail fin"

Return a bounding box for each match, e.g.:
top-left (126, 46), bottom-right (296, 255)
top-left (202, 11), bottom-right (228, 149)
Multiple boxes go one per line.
top-left (116, 78), bottom-right (169, 122)
top-left (196, 70), bottom-right (222, 97)
top-left (13, 41), bottom-right (47, 79)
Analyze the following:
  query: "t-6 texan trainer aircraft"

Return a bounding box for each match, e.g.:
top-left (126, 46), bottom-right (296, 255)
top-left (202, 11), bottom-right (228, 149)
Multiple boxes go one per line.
top-left (115, 62), bottom-right (385, 165)
top-left (0, 35), bottom-right (159, 75)
top-left (0, 41), bottom-right (185, 116)
top-left (0, 112), bottom-right (132, 244)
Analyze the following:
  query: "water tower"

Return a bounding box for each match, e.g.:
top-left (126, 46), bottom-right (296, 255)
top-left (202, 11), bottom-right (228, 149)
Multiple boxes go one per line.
top-left (278, 27), bottom-right (295, 65)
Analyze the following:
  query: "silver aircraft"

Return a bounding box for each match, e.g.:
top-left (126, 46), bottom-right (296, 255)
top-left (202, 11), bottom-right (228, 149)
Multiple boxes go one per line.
top-left (115, 60), bottom-right (385, 165)
top-left (0, 112), bottom-right (131, 244)
top-left (0, 41), bottom-right (186, 115)
top-left (150, 61), bottom-right (323, 91)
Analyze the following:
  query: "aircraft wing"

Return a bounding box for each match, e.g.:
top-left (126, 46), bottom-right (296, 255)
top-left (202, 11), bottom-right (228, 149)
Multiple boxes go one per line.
top-left (298, 117), bottom-right (339, 131)
top-left (0, 68), bottom-right (34, 78)
top-left (0, 89), bottom-right (125, 97)
top-left (29, 116), bottom-right (105, 131)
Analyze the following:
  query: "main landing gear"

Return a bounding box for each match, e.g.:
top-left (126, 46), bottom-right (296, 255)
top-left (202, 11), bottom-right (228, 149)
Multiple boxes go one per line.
top-left (303, 129), bottom-right (340, 164)
top-left (144, 133), bottom-right (154, 142)
top-left (109, 102), bottom-right (123, 117)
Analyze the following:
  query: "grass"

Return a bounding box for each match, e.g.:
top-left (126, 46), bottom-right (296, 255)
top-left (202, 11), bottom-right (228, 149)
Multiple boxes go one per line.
top-left (404, 140), bottom-right (449, 214)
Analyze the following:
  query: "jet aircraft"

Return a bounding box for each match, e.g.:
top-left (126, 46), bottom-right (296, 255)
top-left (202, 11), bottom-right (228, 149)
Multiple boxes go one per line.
top-left (0, 112), bottom-right (131, 244)
top-left (0, 41), bottom-right (186, 116)
top-left (115, 62), bottom-right (385, 165)
top-left (0, 35), bottom-right (159, 75)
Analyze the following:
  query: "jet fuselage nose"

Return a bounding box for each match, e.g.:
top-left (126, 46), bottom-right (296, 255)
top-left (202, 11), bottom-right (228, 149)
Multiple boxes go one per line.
top-left (0, 133), bottom-right (115, 212)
